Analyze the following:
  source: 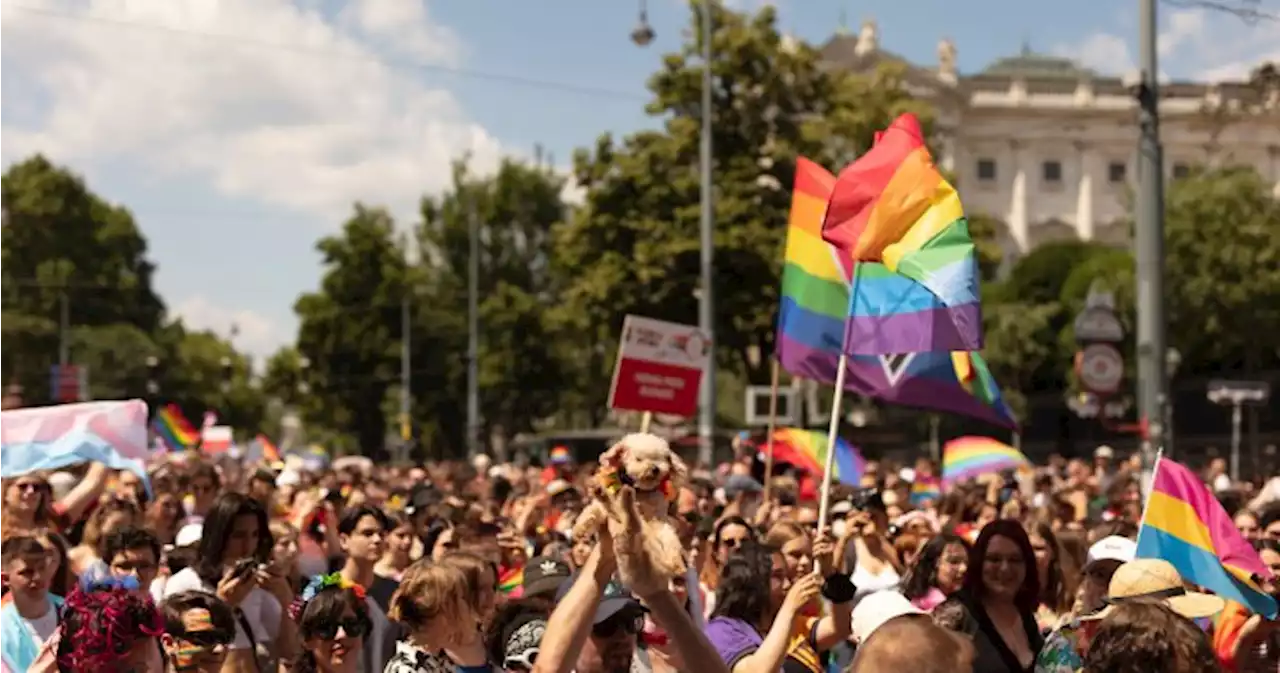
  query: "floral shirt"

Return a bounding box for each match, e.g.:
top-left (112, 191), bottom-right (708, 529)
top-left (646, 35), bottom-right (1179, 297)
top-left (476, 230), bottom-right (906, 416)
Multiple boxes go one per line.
top-left (384, 641), bottom-right (454, 673)
top-left (1033, 618), bottom-right (1098, 673)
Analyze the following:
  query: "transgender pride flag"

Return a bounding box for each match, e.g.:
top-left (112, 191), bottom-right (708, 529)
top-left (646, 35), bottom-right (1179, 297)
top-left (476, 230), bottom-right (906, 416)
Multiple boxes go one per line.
top-left (1, 400), bottom-right (153, 485)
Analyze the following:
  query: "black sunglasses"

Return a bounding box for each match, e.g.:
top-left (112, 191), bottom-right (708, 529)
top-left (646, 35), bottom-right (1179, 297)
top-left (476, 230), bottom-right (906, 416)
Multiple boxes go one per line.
top-left (593, 613), bottom-right (644, 638)
top-left (310, 616), bottom-right (371, 641)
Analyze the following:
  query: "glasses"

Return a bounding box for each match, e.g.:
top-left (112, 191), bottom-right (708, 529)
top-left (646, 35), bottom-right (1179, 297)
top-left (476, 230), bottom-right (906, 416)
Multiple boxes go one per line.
top-left (503, 648), bottom-right (538, 671)
top-left (984, 554), bottom-right (1026, 568)
top-left (720, 537), bottom-right (747, 550)
top-left (310, 616), bottom-right (370, 641)
top-left (593, 613), bottom-right (644, 638)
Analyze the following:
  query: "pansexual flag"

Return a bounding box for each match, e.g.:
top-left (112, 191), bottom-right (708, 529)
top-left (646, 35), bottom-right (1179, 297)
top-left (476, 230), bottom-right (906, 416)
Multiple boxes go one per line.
top-left (821, 113), bottom-right (982, 355)
top-left (1137, 456), bottom-right (1277, 618)
top-left (776, 157), bottom-right (1016, 428)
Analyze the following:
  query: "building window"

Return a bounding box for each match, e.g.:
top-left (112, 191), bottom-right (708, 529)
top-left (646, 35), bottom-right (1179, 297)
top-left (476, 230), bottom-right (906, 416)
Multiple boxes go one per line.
top-left (1172, 162), bottom-right (1191, 179)
top-left (1042, 160), bottom-right (1063, 184)
top-left (976, 158), bottom-right (997, 182)
top-left (1107, 161), bottom-right (1127, 184)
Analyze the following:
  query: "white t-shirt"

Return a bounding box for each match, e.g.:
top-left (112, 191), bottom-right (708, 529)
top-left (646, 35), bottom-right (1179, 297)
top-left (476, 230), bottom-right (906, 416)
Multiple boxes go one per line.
top-left (24, 608), bottom-right (58, 651)
top-left (162, 567), bottom-right (282, 650)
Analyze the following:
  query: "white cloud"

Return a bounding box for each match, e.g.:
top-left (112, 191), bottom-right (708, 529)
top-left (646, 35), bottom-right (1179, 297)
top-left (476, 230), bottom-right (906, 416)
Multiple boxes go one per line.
top-left (1052, 7), bottom-right (1280, 81)
top-left (1, 0), bottom-right (504, 224)
top-left (173, 295), bottom-right (284, 362)
top-left (1056, 32), bottom-right (1135, 74)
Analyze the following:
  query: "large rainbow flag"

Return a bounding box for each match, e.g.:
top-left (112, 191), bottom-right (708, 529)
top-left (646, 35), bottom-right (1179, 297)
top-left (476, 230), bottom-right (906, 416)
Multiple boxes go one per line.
top-left (152, 403), bottom-right (199, 449)
top-left (1137, 456), bottom-right (1277, 618)
top-left (941, 436), bottom-right (1029, 486)
top-left (777, 157), bottom-right (1016, 428)
top-left (820, 113), bottom-right (982, 355)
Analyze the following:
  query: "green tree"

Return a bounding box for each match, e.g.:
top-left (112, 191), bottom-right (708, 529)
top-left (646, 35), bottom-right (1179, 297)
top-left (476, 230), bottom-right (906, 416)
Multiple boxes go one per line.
top-left (552, 1), bottom-right (932, 392)
top-left (415, 158), bottom-right (573, 454)
top-left (1, 156), bottom-right (166, 401)
top-left (1160, 166), bottom-right (1280, 375)
top-left (293, 206), bottom-right (408, 459)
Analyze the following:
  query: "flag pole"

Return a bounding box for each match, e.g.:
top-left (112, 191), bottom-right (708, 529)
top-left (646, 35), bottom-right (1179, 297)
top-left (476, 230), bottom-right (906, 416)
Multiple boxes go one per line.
top-left (639, 411), bottom-right (653, 433)
top-left (762, 357), bottom-right (781, 502)
top-left (1136, 449), bottom-right (1164, 539)
top-left (816, 355), bottom-right (848, 537)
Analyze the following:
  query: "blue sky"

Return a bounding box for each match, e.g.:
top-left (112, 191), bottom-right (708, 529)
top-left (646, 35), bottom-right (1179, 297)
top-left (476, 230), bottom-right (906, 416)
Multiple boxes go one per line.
top-left (3, 0), bottom-right (1276, 360)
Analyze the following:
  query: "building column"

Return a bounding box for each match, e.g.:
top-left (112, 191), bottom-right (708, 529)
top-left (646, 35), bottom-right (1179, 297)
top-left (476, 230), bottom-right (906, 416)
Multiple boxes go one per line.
top-left (1075, 142), bottom-right (1095, 241)
top-left (1009, 141), bottom-right (1029, 252)
top-left (937, 127), bottom-right (957, 174)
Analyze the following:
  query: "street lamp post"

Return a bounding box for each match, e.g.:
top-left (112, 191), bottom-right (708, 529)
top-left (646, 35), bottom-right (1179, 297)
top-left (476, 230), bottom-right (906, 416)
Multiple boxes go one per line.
top-left (633, 0), bottom-right (716, 467)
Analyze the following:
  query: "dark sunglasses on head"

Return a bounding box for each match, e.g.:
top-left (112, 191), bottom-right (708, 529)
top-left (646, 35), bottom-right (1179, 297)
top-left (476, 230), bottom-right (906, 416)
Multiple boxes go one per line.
top-left (593, 613), bottom-right (644, 638)
top-left (310, 616), bottom-right (370, 641)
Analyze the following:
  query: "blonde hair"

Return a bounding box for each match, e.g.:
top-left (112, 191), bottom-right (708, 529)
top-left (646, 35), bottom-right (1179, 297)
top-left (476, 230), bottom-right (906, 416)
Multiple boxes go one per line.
top-left (83, 498), bottom-right (140, 553)
top-left (764, 522), bottom-right (809, 549)
top-left (388, 559), bottom-right (475, 636)
top-left (441, 552), bottom-right (496, 611)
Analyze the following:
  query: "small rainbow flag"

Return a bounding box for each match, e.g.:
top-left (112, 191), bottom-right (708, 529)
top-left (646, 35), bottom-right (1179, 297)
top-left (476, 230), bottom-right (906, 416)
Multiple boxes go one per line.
top-left (548, 445), bottom-right (572, 465)
top-left (256, 433), bottom-right (281, 462)
top-left (152, 404), bottom-right (199, 449)
top-left (497, 565), bottom-right (524, 596)
top-left (1138, 456), bottom-right (1277, 618)
top-left (820, 113), bottom-right (983, 355)
top-left (910, 477), bottom-right (941, 504)
top-left (941, 436), bottom-right (1028, 486)
top-left (761, 428), bottom-right (864, 486)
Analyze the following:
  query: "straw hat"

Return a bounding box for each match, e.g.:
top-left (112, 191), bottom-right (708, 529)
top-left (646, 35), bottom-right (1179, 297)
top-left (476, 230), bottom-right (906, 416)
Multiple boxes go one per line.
top-left (1082, 558), bottom-right (1225, 621)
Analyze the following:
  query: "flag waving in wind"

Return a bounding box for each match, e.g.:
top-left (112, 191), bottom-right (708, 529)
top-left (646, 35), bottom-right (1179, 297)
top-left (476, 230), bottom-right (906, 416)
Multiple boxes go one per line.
top-left (1137, 455), bottom-right (1277, 618)
top-left (820, 113), bottom-right (982, 355)
top-left (777, 157), bottom-right (1016, 428)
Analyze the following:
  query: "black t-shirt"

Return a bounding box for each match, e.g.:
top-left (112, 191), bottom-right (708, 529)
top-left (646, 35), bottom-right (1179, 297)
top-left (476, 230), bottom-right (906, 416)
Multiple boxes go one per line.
top-left (368, 575), bottom-right (400, 615)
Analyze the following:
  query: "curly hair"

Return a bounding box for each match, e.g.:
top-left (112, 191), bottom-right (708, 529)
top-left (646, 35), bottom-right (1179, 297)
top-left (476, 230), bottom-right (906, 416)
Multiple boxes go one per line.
top-left (56, 580), bottom-right (164, 672)
top-left (1083, 602), bottom-right (1218, 673)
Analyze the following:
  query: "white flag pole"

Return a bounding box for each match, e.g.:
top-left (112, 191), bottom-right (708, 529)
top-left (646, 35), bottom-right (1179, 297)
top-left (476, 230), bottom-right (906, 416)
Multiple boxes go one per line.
top-left (816, 354), bottom-right (849, 537)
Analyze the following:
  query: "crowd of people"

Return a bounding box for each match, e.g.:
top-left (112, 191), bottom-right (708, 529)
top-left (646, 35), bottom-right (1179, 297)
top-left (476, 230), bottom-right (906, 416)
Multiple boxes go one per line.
top-left (3, 437), bottom-right (1280, 673)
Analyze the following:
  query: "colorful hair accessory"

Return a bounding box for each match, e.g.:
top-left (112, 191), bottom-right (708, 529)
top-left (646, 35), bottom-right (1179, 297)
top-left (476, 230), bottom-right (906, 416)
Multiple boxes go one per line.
top-left (56, 582), bottom-right (164, 672)
top-left (289, 573), bottom-right (365, 620)
top-left (78, 562), bottom-right (141, 593)
top-left (181, 608), bottom-right (215, 633)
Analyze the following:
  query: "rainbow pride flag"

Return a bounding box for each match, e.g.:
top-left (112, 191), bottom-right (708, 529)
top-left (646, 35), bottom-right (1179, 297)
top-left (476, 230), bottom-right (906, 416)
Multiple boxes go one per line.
top-left (1138, 456), bottom-right (1277, 618)
top-left (820, 113), bottom-right (982, 355)
top-left (152, 404), bottom-right (199, 449)
top-left (941, 436), bottom-right (1028, 486)
top-left (762, 428), bottom-right (864, 485)
top-left (256, 434), bottom-right (281, 462)
top-left (498, 565), bottom-right (524, 596)
top-left (910, 477), bottom-right (941, 504)
top-left (777, 157), bottom-right (1016, 428)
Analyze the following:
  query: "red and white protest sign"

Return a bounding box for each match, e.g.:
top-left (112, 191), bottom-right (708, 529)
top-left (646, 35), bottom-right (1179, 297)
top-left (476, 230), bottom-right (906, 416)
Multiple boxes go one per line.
top-left (608, 315), bottom-right (709, 417)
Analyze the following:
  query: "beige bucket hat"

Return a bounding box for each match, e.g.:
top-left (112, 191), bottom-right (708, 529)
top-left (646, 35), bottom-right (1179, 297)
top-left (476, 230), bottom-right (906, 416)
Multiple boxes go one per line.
top-left (1082, 558), bottom-right (1225, 621)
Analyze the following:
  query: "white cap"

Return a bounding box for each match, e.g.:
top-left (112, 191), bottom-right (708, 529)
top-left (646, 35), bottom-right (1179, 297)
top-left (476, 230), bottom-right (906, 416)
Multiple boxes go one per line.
top-left (831, 500), bottom-right (854, 516)
top-left (175, 523), bottom-right (204, 548)
top-left (851, 591), bottom-right (924, 643)
top-left (276, 469), bottom-right (301, 487)
top-left (546, 479), bottom-right (573, 497)
top-left (1094, 445), bottom-right (1115, 459)
top-left (1085, 535), bottom-right (1136, 569)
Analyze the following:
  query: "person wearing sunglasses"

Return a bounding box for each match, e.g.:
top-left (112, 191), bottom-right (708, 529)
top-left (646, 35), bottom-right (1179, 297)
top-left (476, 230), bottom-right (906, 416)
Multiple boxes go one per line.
top-left (159, 591), bottom-right (237, 673)
top-left (551, 576), bottom-right (646, 673)
top-left (291, 575), bottom-right (373, 673)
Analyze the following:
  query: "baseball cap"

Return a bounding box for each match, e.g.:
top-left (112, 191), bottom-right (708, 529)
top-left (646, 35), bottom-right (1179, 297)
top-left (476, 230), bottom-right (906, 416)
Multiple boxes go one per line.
top-left (851, 591), bottom-right (925, 642)
top-left (724, 475), bottom-right (764, 500)
top-left (555, 576), bottom-right (644, 624)
top-left (1084, 536), bottom-right (1137, 571)
top-left (174, 523), bottom-right (204, 548)
top-left (1094, 445), bottom-right (1115, 459)
top-left (522, 557), bottom-right (572, 598)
